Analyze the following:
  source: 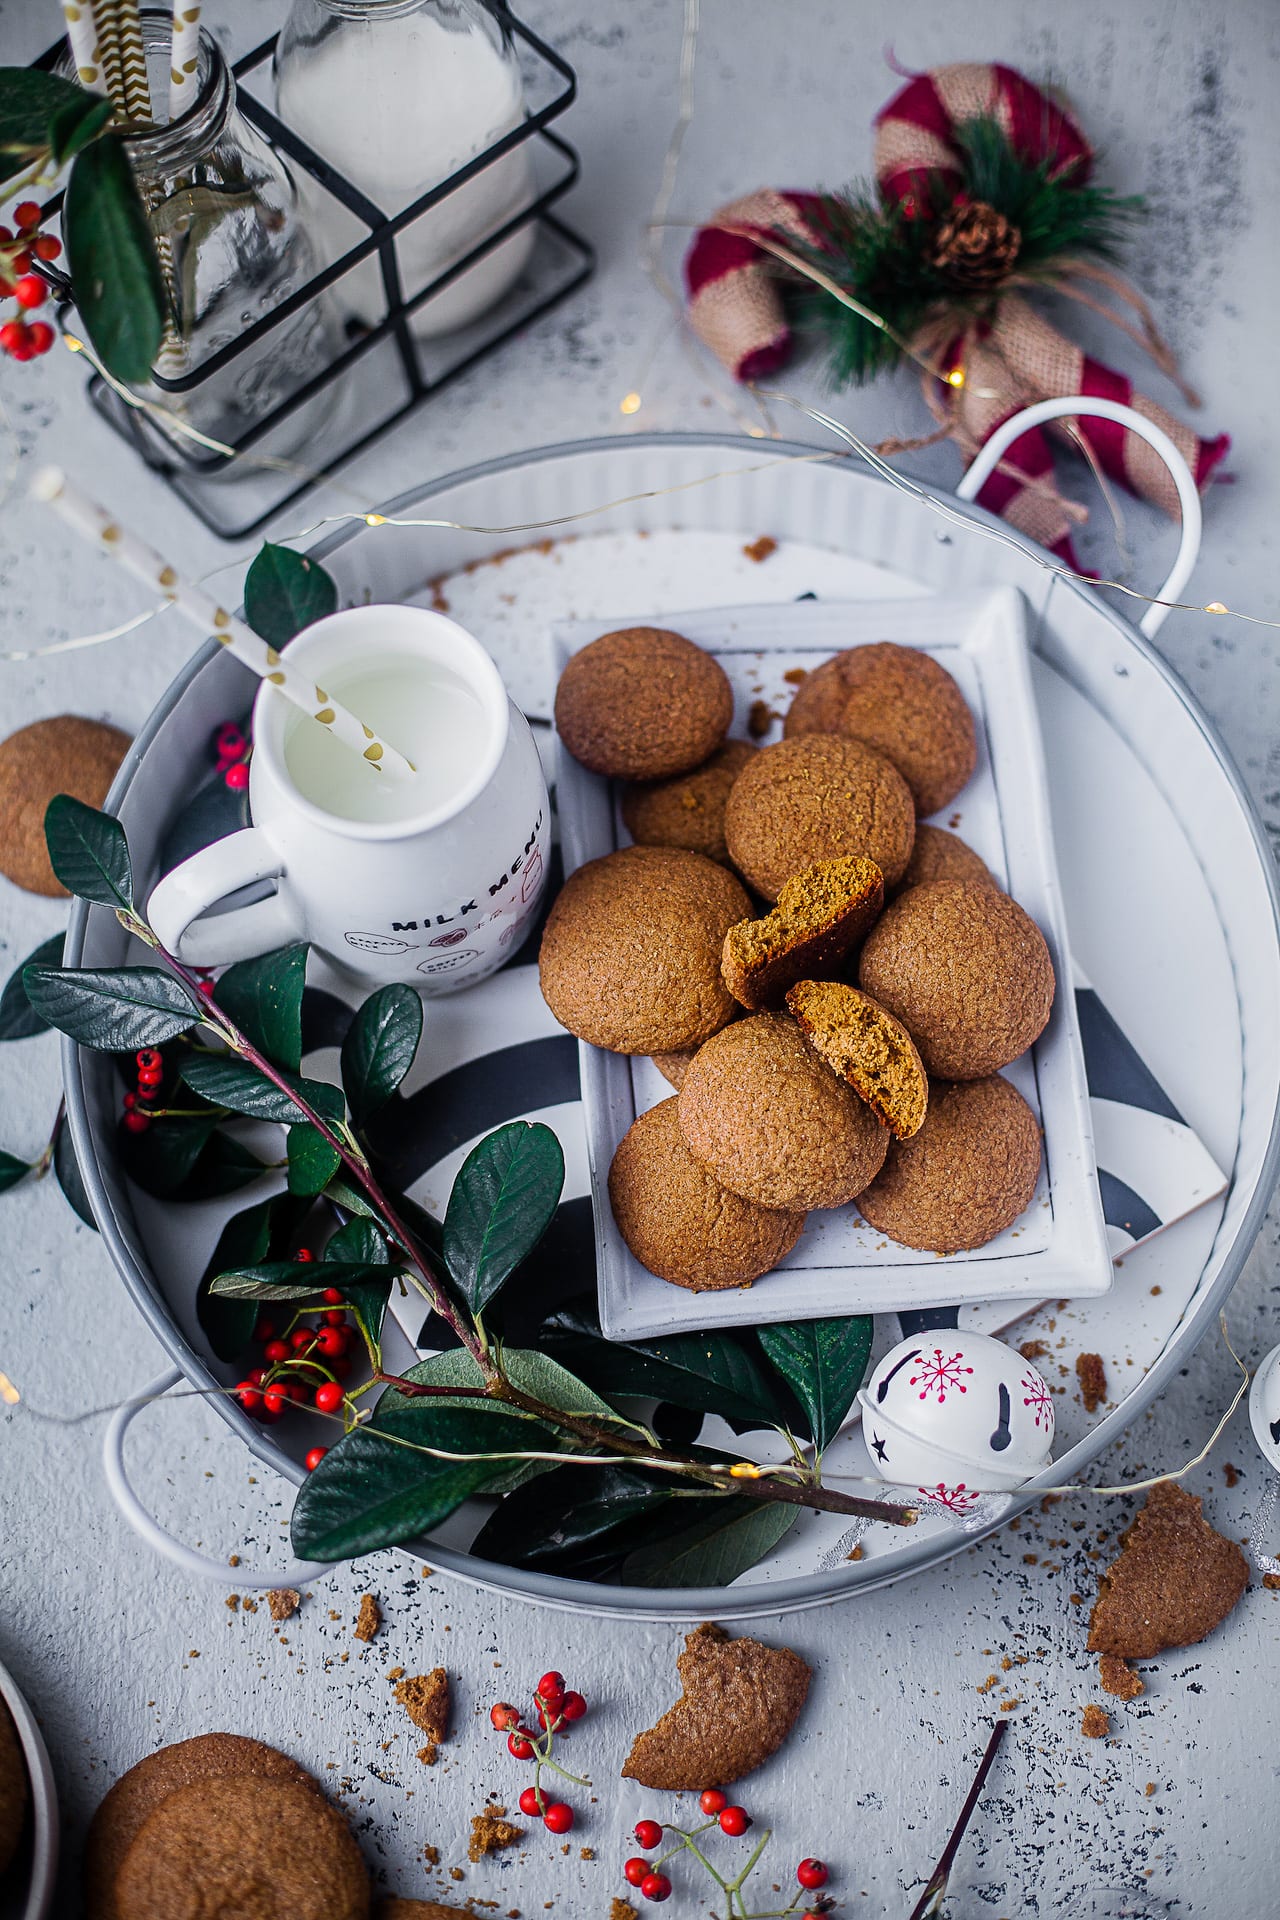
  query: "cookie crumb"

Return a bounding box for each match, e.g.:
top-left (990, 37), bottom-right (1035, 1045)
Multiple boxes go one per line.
top-left (1081, 1703), bottom-right (1109, 1739)
top-left (225, 1595), bottom-right (240, 1611)
top-left (417, 1744), bottom-right (438, 1765)
top-left (1145, 1782), bottom-right (1156, 1797)
top-left (611, 1903), bottom-right (639, 1920)
top-left (976, 1674), bottom-right (998, 1694)
top-left (1076, 1352), bottom-right (1107, 1413)
top-left (782, 667), bottom-right (808, 685)
top-left (1099, 1654), bottom-right (1143, 1701)
top-left (747, 698), bottom-right (780, 739)
top-left (1264, 1572), bottom-right (1280, 1592)
top-left (242, 1598), bottom-right (258, 1614)
top-left (742, 535), bottom-right (777, 564)
top-left (354, 1593), bottom-right (381, 1642)
top-left (267, 1587), bottom-right (301, 1622)
top-left (469, 1809), bottom-right (522, 1862)
top-left (846, 1544), bottom-right (864, 1562)
top-left (388, 1665), bottom-right (405, 1681)
top-left (423, 1845), bottom-right (440, 1867)
top-left (421, 1566), bottom-right (433, 1577)
top-left (579, 1847), bottom-right (594, 1860)
top-left (1019, 1339), bottom-right (1048, 1361)
top-left (1224, 1462), bottom-right (1239, 1488)
top-left (396, 1669), bottom-right (450, 1765)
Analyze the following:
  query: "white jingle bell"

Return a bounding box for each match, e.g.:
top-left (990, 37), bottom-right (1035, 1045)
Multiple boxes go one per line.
top-left (1249, 1342), bottom-right (1280, 1473)
top-left (857, 1329), bottom-right (1055, 1494)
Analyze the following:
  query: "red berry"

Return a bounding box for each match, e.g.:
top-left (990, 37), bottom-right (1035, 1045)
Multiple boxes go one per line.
top-left (542, 1802), bottom-right (573, 1834)
top-left (314, 1381), bottom-right (343, 1414)
top-left (254, 1317), bottom-right (277, 1342)
top-left (623, 1858), bottom-right (649, 1888)
top-left (537, 1670), bottom-right (565, 1704)
top-left (215, 722), bottom-right (244, 752)
top-left (535, 1702), bottom-right (561, 1732)
top-left (507, 1731), bottom-right (535, 1761)
top-left (639, 1874), bottom-right (671, 1903)
top-left (1, 319), bottom-right (28, 354)
top-left (797, 1859), bottom-right (829, 1890)
top-left (560, 1690), bottom-right (586, 1722)
top-left (122, 1092), bottom-right (137, 1111)
top-left (698, 1789), bottom-right (726, 1815)
top-left (137, 1070), bottom-right (163, 1091)
top-left (198, 979), bottom-right (216, 995)
top-left (718, 1806), bottom-right (751, 1837)
top-left (315, 1325), bottom-right (345, 1358)
top-left (247, 1367), bottom-right (266, 1386)
top-left (262, 1338), bottom-right (290, 1365)
top-left (304, 1446), bottom-right (327, 1471)
top-left (0, 279), bottom-right (11, 298)
top-left (224, 761), bottom-right (249, 791)
top-left (10, 250), bottom-right (30, 275)
top-left (34, 235), bottom-right (60, 262)
top-left (234, 1380), bottom-right (261, 1414)
top-left (123, 1109), bottom-right (150, 1133)
top-left (262, 1387), bottom-right (286, 1416)
top-left (518, 1786), bottom-right (543, 1817)
top-left (633, 1820), bottom-right (663, 1851)
top-left (14, 275), bottom-right (45, 309)
top-left (490, 1703), bottom-right (520, 1731)
top-left (27, 320), bottom-right (54, 354)
top-left (136, 1049), bottom-right (162, 1070)
top-left (322, 1285), bottom-right (343, 1304)
top-left (13, 202), bottom-right (41, 232)
top-left (290, 1328), bottom-right (315, 1351)
top-left (295, 1247), bottom-right (314, 1262)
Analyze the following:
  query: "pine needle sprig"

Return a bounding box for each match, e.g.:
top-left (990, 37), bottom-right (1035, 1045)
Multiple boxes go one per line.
top-left (953, 115), bottom-right (1143, 271)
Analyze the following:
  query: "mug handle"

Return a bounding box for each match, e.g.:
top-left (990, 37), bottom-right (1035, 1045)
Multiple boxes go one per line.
top-left (147, 827), bottom-right (304, 967)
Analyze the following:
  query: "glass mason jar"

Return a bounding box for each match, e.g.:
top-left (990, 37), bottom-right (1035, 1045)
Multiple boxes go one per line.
top-left (274, 0), bottom-right (537, 340)
top-left (66, 15), bottom-right (337, 462)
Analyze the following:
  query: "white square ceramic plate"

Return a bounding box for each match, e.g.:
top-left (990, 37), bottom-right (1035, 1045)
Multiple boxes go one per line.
top-left (552, 590), bottom-right (1114, 1340)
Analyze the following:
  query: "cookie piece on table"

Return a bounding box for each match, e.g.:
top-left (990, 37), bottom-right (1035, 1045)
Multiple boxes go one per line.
top-left (555, 627), bottom-right (733, 780)
top-left (0, 715), bottom-right (132, 896)
top-left (539, 847), bottom-right (749, 1054)
top-left (622, 1623), bottom-right (811, 1790)
top-left (724, 734), bottom-right (915, 900)
top-left (859, 880), bottom-right (1054, 1079)
top-left (85, 1732), bottom-right (324, 1920)
top-left (1087, 1480), bottom-right (1248, 1660)
top-left (721, 855), bottom-right (883, 1011)
top-left (785, 980), bottom-right (927, 1139)
top-left (899, 823), bottom-right (993, 894)
top-left (0, 1695), bottom-right (27, 1879)
top-left (854, 1074), bottom-right (1041, 1253)
top-left (112, 1774), bottom-right (369, 1920)
top-left (609, 1098), bottom-right (806, 1290)
top-left (395, 1669), bottom-right (450, 1765)
top-left (677, 1011), bottom-right (889, 1211)
top-left (621, 739), bottom-right (756, 864)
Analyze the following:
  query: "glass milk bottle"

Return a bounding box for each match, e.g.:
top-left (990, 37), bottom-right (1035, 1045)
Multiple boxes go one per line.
top-left (274, 0), bottom-right (537, 339)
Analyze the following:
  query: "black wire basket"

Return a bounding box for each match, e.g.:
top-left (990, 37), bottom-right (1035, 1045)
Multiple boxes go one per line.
top-left (37, 9), bottom-right (594, 540)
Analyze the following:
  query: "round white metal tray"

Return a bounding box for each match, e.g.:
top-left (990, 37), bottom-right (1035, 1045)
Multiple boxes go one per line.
top-left (0, 1656), bottom-right (58, 1920)
top-left (62, 431), bottom-right (1280, 1620)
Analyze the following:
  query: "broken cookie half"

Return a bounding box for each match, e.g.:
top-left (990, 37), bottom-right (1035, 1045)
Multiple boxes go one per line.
top-left (622, 1623), bottom-right (811, 1791)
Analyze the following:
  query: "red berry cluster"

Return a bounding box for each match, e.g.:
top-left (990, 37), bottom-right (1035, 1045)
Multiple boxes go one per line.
top-left (0, 202), bottom-right (58, 361)
top-left (622, 1793), bottom-right (832, 1916)
top-left (233, 1266), bottom-right (359, 1460)
top-left (212, 719), bottom-right (250, 792)
top-left (122, 1046), bottom-right (167, 1134)
top-left (490, 1671), bottom-right (589, 1835)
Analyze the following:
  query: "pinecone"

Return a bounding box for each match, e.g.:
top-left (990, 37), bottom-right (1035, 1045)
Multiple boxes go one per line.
top-left (931, 201), bottom-right (1021, 288)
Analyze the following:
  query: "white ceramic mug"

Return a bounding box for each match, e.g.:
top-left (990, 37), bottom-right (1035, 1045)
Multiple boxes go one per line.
top-left (148, 605), bottom-right (550, 995)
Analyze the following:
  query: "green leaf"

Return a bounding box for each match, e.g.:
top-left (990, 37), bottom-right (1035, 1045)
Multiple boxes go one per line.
top-left (0, 1149), bottom-right (30, 1195)
top-left (291, 1399), bottom-right (539, 1562)
top-left (179, 1052), bottom-right (344, 1126)
top-left (757, 1315), bottom-right (873, 1452)
top-left (24, 965), bottom-right (199, 1052)
top-left (621, 1497), bottom-right (797, 1588)
top-left (340, 984), bottom-right (422, 1129)
top-left (323, 1218), bottom-right (389, 1266)
top-left (322, 1174), bottom-right (376, 1218)
top-left (210, 1258), bottom-right (386, 1302)
top-left (0, 934), bottom-right (64, 1040)
top-left (0, 69), bottom-right (87, 159)
top-left (179, 1132), bottom-right (271, 1202)
top-left (214, 945), bottom-right (307, 1072)
top-left (197, 1197), bottom-right (275, 1361)
top-left (287, 1124), bottom-right (341, 1196)
top-left (470, 1460), bottom-right (674, 1572)
top-left (49, 91), bottom-right (113, 165)
top-left (443, 1122), bottom-right (564, 1317)
top-left (65, 133), bottom-right (167, 385)
top-left (243, 543), bottom-right (339, 647)
top-left (52, 1115), bottom-right (96, 1229)
top-left (43, 796), bottom-right (132, 911)
top-left (122, 1112), bottom-right (217, 1198)
top-left (543, 1304), bottom-right (795, 1431)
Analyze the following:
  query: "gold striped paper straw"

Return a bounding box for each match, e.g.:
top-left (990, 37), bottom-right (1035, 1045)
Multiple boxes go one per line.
top-left (169, 2), bottom-right (202, 118)
top-left (59, 1), bottom-right (107, 88)
top-left (32, 468), bottom-right (416, 781)
top-left (94, 0), bottom-right (152, 122)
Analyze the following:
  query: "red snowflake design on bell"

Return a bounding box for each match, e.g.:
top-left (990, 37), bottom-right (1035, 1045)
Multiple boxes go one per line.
top-left (1021, 1370), bottom-right (1054, 1430)
top-left (918, 1482), bottom-right (980, 1514)
top-left (908, 1347), bottom-right (975, 1404)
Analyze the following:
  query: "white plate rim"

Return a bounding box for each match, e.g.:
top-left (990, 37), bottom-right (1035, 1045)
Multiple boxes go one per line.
top-left (0, 1656), bottom-right (58, 1920)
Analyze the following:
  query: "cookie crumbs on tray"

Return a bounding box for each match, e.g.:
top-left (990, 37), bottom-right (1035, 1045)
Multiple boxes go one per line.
top-left (1081, 1703), bottom-right (1110, 1739)
top-left (1020, 1340), bottom-right (1049, 1361)
top-left (742, 535), bottom-right (778, 563)
top-left (1098, 1654), bottom-right (1144, 1700)
top-left (268, 1588), bottom-right (301, 1622)
top-left (1076, 1352), bottom-right (1107, 1413)
top-left (976, 1675), bottom-right (998, 1694)
top-left (469, 1808), bottom-right (522, 1861)
top-left (580, 1847), bottom-right (594, 1860)
top-left (354, 1593), bottom-right (382, 1642)
top-left (747, 698), bottom-right (780, 738)
top-left (242, 1598), bottom-right (258, 1613)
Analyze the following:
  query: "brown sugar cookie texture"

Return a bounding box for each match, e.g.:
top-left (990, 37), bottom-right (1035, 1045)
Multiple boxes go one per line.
top-left (622, 1622), bottom-right (811, 1790)
top-left (724, 733), bottom-right (915, 899)
top-left (831, 642), bottom-right (977, 817)
top-left (677, 1011), bottom-right (889, 1211)
top-left (900, 823), bottom-right (993, 894)
top-left (622, 739), bottom-right (755, 863)
top-left (609, 1099), bottom-right (805, 1291)
top-left (859, 880), bottom-right (1054, 1079)
top-left (85, 1732), bottom-right (324, 1920)
top-left (540, 847), bottom-right (749, 1053)
top-left (855, 1075), bottom-right (1041, 1253)
top-left (0, 715), bottom-right (132, 896)
top-left (785, 980), bottom-right (927, 1139)
top-left (721, 855), bottom-right (884, 1011)
top-left (112, 1774), bottom-right (369, 1920)
top-left (377, 1900), bottom-right (469, 1919)
top-left (1087, 1480), bottom-right (1248, 1660)
top-left (781, 653), bottom-right (853, 737)
top-left (0, 1695), bottom-right (26, 1878)
top-left (555, 627), bottom-right (733, 780)
top-left (651, 1046), bottom-right (698, 1088)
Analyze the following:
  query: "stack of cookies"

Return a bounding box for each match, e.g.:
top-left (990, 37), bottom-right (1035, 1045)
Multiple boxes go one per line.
top-left (543, 627), bottom-right (1055, 1292)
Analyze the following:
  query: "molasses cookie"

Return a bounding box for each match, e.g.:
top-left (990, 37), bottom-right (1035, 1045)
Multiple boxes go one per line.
top-left (723, 734), bottom-right (915, 900)
top-left (785, 980), bottom-right (927, 1139)
top-left (859, 879), bottom-right (1054, 1079)
top-left (0, 715), bottom-right (132, 896)
top-left (112, 1775), bottom-right (369, 1920)
top-left (651, 1046), bottom-right (698, 1089)
top-left (539, 846), bottom-right (749, 1053)
top-left (677, 1011), bottom-right (889, 1211)
top-left (899, 823), bottom-right (993, 894)
top-left (832, 643), bottom-right (977, 817)
top-left (0, 1696), bottom-right (26, 1879)
top-left (1088, 1480), bottom-right (1248, 1659)
top-left (621, 739), bottom-right (756, 864)
top-left (854, 1074), bottom-right (1042, 1252)
top-left (609, 1098), bottom-right (806, 1290)
top-left (622, 1623), bottom-right (811, 1791)
top-left (781, 654), bottom-right (851, 737)
top-left (721, 855), bottom-right (884, 1010)
top-left (555, 627), bottom-right (734, 780)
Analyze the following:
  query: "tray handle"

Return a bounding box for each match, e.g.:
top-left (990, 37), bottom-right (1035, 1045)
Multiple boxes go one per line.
top-left (954, 395), bottom-right (1202, 640)
top-left (103, 1367), bottom-right (336, 1589)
